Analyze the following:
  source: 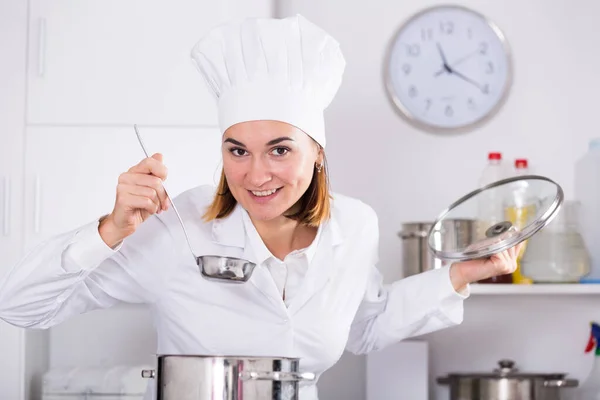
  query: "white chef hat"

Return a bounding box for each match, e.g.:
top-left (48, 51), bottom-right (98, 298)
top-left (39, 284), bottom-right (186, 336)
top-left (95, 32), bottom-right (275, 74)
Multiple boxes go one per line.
top-left (190, 14), bottom-right (346, 148)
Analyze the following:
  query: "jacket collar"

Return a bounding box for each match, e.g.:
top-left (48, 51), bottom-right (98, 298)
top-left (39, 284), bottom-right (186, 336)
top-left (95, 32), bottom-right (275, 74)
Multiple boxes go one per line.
top-left (211, 203), bottom-right (344, 254)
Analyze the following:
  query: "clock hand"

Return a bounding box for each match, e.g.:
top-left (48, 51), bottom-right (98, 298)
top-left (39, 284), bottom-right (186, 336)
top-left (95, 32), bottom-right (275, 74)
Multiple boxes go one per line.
top-left (449, 49), bottom-right (480, 69)
top-left (451, 68), bottom-right (485, 92)
top-left (435, 42), bottom-right (453, 75)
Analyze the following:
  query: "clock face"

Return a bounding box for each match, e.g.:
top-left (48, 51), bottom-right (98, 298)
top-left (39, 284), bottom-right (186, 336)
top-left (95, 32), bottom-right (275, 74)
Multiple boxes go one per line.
top-left (384, 5), bottom-right (512, 132)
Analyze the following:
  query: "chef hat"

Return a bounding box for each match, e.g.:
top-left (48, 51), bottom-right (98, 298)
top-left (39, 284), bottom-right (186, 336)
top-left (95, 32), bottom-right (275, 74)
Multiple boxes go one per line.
top-left (190, 14), bottom-right (346, 148)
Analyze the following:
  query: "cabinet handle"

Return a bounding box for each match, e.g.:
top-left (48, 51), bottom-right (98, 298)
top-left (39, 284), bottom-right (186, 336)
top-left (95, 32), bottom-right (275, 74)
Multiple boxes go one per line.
top-left (38, 18), bottom-right (46, 77)
top-left (34, 175), bottom-right (41, 234)
top-left (2, 177), bottom-right (9, 236)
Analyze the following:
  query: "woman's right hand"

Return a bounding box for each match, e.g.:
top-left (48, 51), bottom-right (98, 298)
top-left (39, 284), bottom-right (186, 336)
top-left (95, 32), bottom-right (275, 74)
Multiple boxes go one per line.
top-left (99, 153), bottom-right (169, 248)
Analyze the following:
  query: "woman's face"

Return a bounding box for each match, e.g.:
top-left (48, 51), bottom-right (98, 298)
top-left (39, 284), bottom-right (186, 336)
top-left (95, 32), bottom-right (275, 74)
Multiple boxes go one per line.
top-left (222, 120), bottom-right (323, 222)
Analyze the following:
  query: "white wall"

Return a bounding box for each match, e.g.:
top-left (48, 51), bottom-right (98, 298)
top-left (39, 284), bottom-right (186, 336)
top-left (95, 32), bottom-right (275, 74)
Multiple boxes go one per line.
top-left (279, 0), bottom-right (600, 399)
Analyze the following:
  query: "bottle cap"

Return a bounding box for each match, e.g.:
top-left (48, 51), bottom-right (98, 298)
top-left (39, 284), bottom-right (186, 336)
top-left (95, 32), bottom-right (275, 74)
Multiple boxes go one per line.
top-left (515, 159), bottom-right (528, 169)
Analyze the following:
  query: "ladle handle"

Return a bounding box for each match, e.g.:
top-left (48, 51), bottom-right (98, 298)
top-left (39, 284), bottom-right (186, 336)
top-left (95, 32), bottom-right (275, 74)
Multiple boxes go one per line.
top-left (133, 124), bottom-right (198, 260)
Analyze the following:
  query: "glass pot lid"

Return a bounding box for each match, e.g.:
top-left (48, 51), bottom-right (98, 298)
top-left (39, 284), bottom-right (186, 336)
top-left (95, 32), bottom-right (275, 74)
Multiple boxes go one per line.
top-left (427, 175), bottom-right (564, 262)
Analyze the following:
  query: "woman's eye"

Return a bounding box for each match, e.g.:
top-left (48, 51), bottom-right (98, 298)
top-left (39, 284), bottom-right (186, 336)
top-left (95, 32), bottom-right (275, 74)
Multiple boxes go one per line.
top-left (230, 148), bottom-right (247, 157)
top-left (271, 147), bottom-right (289, 156)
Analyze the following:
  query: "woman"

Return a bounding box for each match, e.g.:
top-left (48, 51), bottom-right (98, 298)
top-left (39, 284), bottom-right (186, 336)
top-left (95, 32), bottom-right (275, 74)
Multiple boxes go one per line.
top-left (0, 14), bottom-right (520, 399)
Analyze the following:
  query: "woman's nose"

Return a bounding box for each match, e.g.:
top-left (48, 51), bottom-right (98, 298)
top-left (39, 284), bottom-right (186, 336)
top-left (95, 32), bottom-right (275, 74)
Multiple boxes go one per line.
top-left (247, 158), bottom-right (272, 187)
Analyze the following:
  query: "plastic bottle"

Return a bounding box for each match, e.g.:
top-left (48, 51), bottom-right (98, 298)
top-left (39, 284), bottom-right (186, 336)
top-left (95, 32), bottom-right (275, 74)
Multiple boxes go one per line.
top-left (576, 139), bottom-right (600, 284)
top-left (578, 322), bottom-right (600, 399)
top-left (504, 159), bottom-right (534, 284)
top-left (476, 152), bottom-right (512, 284)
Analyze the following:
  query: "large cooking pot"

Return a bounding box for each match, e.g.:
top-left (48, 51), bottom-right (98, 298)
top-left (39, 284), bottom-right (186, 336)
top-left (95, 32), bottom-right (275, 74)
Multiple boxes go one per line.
top-left (398, 219), bottom-right (476, 277)
top-left (141, 355), bottom-right (315, 400)
top-left (437, 359), bottom-right (578, 400)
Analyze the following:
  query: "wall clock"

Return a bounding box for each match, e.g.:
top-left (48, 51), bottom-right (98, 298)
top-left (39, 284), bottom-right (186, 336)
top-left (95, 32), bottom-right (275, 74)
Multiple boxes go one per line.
top-left (383, 5), bottom-right (513, 133)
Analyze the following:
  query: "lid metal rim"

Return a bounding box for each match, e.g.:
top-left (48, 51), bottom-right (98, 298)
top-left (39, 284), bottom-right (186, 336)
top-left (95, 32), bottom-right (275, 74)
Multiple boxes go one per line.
top-left (427, 174), bottom-right (564, 261)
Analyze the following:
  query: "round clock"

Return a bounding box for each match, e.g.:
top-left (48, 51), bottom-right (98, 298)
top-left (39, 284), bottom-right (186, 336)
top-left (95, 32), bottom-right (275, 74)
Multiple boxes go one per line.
top-left (383, 5), bottom-right (513, 133)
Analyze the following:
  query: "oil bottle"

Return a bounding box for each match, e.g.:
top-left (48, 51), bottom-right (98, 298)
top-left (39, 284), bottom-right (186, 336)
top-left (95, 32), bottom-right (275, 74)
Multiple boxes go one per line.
top-left (504, 159), bottom-right (534, 284)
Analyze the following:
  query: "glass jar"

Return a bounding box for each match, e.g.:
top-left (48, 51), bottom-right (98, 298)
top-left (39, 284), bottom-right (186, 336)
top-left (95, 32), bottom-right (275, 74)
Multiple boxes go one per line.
top-left (520, 201), bottom-right (591, 283)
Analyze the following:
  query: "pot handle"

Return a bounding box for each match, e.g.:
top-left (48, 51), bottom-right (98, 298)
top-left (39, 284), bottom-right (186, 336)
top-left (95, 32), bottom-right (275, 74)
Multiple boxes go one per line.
top-left (398, 231), bottom-right (428, 239)
top-left (544, 379), bottom-right (578, 388)
top-left (240, 371), bottom-right (316, 382)
top-left (141, 370), bottom-right (156, 379)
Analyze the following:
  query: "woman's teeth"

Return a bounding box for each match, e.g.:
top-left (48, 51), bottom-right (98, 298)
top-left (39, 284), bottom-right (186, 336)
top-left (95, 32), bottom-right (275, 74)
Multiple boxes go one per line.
top-left (251, 188), bottom-right (278, 197)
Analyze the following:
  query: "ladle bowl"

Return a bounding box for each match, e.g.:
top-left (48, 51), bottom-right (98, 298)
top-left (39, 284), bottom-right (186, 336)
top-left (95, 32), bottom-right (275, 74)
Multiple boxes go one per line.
top-left (198, 255), bottom-right (256, 283)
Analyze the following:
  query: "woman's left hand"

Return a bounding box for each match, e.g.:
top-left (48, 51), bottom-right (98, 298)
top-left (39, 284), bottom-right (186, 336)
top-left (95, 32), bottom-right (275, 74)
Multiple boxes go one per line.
top-left (449, 242), bottom-right (525, 292)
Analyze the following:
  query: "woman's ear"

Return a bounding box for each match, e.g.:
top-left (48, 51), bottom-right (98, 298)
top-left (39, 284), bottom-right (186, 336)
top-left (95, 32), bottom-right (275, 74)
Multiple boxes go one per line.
top-left (316, 146), bottom-right (324, 165)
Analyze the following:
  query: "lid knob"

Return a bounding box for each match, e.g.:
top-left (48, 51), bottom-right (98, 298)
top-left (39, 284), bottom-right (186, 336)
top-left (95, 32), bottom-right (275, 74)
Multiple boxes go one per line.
top-left (485, 221), bottom-right (515, 238)
top-left (495, 359), bottom-right (518, 376)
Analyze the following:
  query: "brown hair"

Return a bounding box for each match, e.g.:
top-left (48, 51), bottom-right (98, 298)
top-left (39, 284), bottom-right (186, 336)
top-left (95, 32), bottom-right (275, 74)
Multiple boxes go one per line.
top-left (202, 156), bottom-right (331, 227)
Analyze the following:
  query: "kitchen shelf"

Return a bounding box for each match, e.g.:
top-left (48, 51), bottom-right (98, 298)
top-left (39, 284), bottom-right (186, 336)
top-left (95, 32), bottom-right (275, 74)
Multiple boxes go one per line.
top-left (470, 283), bottom-right (600, 295)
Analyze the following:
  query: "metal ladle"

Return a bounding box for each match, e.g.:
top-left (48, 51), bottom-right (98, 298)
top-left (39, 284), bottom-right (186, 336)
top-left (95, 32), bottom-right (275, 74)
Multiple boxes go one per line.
top-left (133, 125), bottom-right (256, 283)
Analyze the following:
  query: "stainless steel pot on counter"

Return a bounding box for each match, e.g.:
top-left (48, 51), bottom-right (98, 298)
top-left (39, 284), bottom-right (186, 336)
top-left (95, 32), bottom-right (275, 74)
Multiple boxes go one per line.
top-left (437, 359), bottom-right (578, 400)
top-left (141, 355), bottom-right (315, 400)
top-left (398, 219), bottom-right (476, 277)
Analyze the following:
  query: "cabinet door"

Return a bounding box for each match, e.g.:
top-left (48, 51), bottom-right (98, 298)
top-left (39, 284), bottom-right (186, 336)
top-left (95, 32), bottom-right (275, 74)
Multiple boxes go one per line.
top-left (23, 126), bottom-right (222, 368)
top-left (26, 0), bottom-right (272, 126)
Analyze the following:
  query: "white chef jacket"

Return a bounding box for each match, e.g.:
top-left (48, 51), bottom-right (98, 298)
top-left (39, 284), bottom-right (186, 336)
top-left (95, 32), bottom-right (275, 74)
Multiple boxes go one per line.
top-left (0, 185), bottom-right (469, 400)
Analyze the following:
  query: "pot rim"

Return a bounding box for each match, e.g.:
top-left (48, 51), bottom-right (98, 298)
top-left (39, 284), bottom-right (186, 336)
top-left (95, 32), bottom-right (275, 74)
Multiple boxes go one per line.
top-left (154, 354), bottom-right (301, 361)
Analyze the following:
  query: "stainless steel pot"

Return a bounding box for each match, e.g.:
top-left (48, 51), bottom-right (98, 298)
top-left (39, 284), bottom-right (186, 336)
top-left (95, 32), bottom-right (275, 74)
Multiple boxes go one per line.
top-left (141, 355), bottom-right (315, 400)
top-left (398, 219), bottom-right (476, 277)
top-left (437, 359), bottom-right (578, 400)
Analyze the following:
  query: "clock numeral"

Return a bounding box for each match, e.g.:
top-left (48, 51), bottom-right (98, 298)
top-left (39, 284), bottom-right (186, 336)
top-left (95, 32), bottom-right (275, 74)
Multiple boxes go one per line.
top-left (482, 84), bottom-right (490, 94)
top-left (407, 44), bottom-right (420, 57)
top-left (402, 64), bottom-right (411, 75)
top-left (467, 97), bottom-right (476, 109)
top-left (439, 21), bottom-right (454, 35)
top-left (425, 98), bottom-right (432, 111)
top-left (479, 42), bottom-right (488, 55)
top-left (467, 28), bottom-right (473, 39)
top-left (408, 85), bottom-right (418, 98)
top-left (421, 28), bottom-right (433, 41)
top-left (485, 61), bottom-right (494, 74)
top-left (445, 105), bottom-right (454, 117)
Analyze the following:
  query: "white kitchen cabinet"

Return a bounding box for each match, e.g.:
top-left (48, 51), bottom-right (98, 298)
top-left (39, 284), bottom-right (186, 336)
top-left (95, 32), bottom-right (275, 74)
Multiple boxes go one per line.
top-left (26, 0), bottom-right (272, 126)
